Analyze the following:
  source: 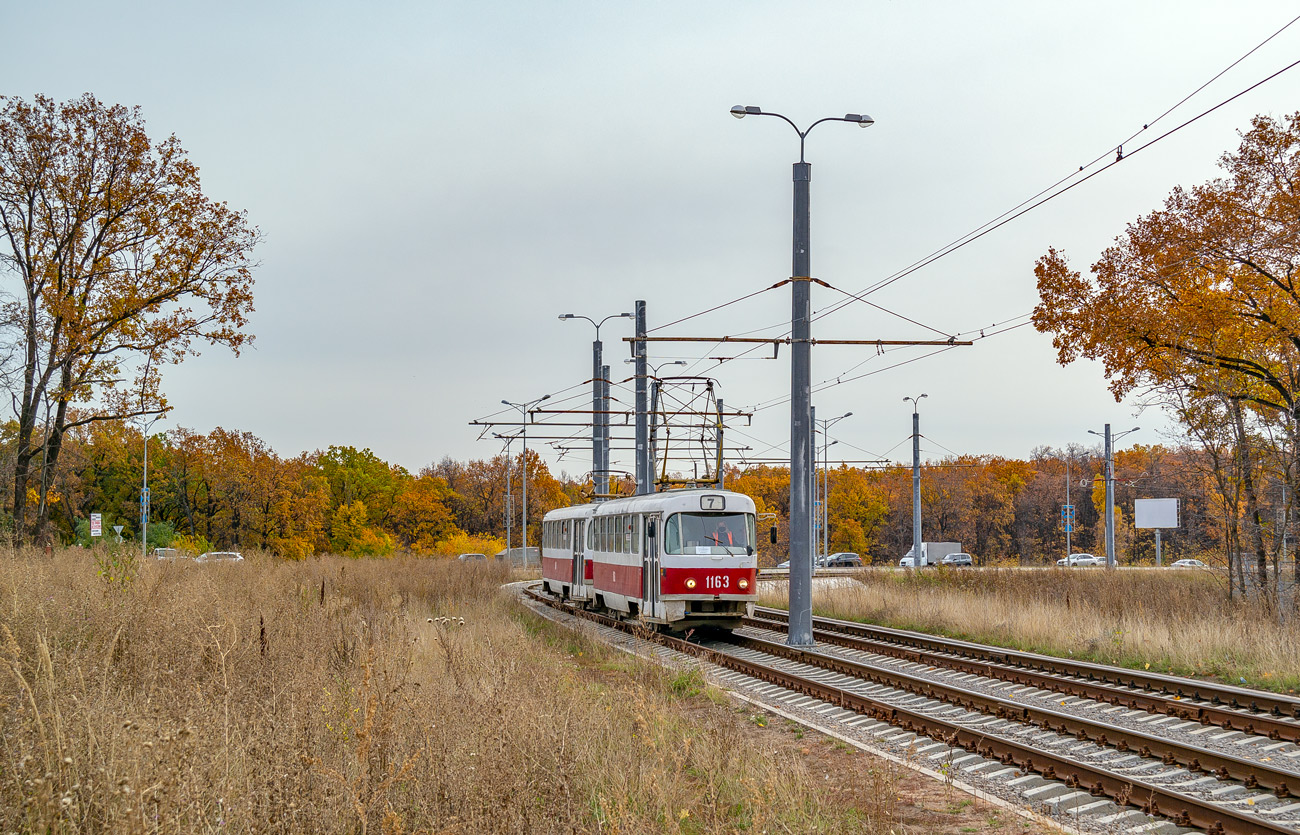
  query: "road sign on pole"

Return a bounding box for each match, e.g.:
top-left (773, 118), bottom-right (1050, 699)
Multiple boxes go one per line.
top-left (90, 513), bottom-right (102, 537)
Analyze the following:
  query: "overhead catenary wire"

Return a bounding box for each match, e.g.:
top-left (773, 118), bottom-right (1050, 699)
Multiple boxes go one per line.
top-left (486, 21), bottom-right (1300, 471)
top-left (816, 51), bottom-right (1300, 320)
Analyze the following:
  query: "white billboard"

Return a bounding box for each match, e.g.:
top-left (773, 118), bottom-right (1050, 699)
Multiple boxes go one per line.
top-left (1135, 498), bottom-right (1179, 529)
top-left (90, 513), bottom-right (102, 537)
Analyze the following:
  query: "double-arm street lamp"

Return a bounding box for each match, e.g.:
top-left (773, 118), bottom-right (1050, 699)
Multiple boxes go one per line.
top-left (1087, 424), bottom-right (1140, 568)
top-left (141, 412), bottom-right (164, 563)
top-left (732, 104), bottom-right (874, 647)
top-left (904, 394), bottom-right (927, 569)
top-left (815, 411), bottom-right (852, 560)
top-left (560, 312), bottom-right (633, 501)
top-left (501, 394), bottom-right (551, 566)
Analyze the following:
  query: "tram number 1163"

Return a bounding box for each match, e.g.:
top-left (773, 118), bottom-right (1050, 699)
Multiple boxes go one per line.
top-left (703, 575), bottom-right (730, 590)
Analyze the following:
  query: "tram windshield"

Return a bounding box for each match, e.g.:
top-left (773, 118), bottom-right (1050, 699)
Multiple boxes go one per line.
top-left (664, 512), bottom-right (755, 555)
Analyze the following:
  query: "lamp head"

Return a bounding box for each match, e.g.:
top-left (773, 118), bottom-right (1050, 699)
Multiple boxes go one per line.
top-left (559, 313), bottom-right (574, 320)
top-left (1132, 426), bottom-right (1140, 432)
top-left (501, 400), bottom-right (511, 407)
top-left (541, 394), bottom-right (551, 402)
top-left (844, 411), bottom-right (853, 418)
top-left (620, 312), bottom-right (633, 318)
top-left (730, 105), bottom-right (761, 119)
top-left (845, 113), bottom-right (875, 128)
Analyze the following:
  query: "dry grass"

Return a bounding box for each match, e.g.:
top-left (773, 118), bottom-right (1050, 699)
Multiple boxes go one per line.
top-left (0, 546), bottom-right (911, 834)
top-left (761, 569), bottom-right (1300, 693)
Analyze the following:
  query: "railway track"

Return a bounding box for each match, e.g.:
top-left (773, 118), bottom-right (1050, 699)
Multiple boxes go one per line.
top-left (744, 607), bottom-right (1300, 742)
top-left (521, 585), bottom-right (1300, 834)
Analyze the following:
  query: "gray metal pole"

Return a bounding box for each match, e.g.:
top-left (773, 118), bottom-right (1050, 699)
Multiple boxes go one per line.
top-left (1155, 529), bottom-right (1162, 567)
top-left (810, 405), bottom-right (817, 566)
top-left (716, 398), bottom-right (725, 488)
top-left (1065, 453), bottom-right (1072, 561)
top-left (912, 406), bottom-right (922, 570)
top-left (142, 430), bottom-right (149, 561)
top-left (649, 377), bottom-right (660, 490)
top-left (1105, 423), bottom-right (1116, 568)
top-left (789, 160), bottom-right (814, 646)
top-left (504, 437), bottom-right (513, 558)
top-left (603, 361), bottom-right (613, 491)
top-left (522, 416), bottom-right (529, 568)
top-left (593, 340), bottom-right (604, 500)
top-left (634, 300), bottom-right (649, 495)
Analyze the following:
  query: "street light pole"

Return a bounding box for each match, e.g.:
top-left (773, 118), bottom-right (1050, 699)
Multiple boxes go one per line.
top-left (1088, 424), bottom-right (1139, 568)
top-left (815, 411), bottom-right (852, 560)
top-left (502, 394), bottom-right (551, 567)
top-left (559, 311), bottom-right (633, 501)
top-left (905, 395), bottom-right (927, 569)
top-left (732, 104), bottom-right (874, 647)
top-left (493, 432), bottom-right (517, 558)
top-left (141, 415), bottom-right (162, 562)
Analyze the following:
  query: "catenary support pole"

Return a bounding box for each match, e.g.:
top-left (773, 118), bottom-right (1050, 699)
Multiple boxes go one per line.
top-left (912, 404), bottom-right (922, 569)
top-left (601, 363), bottom-right (610, 496)
top-left (1105, 423), bottom-right (1116, 569)
top-left (593, 340), bottom-right (604, 499)
top-left (789, 160), bottom-right (814, 645)
top-left (634, 300), bottom-right (649, 494)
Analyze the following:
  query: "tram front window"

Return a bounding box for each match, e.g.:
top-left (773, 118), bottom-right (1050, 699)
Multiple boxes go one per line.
top-left (664, 513), bottom-right (755, 555)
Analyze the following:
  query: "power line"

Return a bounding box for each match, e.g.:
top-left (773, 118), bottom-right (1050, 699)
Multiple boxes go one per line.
top-left (817, 52), bottom-right (1300, 318)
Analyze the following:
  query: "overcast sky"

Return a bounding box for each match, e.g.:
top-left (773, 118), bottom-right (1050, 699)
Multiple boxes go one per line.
top-left (5, 1), bottom-right (1300, 479)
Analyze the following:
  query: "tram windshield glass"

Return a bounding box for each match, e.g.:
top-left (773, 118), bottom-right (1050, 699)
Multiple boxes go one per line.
top-left (664, 512), bottom-right (755, 555)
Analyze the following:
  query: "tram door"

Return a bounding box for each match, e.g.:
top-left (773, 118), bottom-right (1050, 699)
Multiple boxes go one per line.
top-left (571, 521), bottom-right (584, 586)
top-left (642, 514), bottom-right (660, 619)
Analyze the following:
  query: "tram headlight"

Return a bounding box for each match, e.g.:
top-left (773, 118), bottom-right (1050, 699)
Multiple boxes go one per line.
top-left (685, 578), bottom-right (697, 590)
top-left (738, 578), bottom-right (749, 590)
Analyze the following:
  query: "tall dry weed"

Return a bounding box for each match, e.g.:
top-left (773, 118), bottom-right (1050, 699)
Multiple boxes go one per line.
top-left (0, 550), bottom-right (896, 833)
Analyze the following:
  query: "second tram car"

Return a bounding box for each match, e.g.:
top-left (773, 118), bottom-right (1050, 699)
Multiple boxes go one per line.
top-left (542, 488), bottom-right (758, 630)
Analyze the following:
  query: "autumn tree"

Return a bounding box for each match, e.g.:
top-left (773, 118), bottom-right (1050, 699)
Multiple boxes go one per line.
top-left (0, 94), bottom-right (258, 544)
top-left (1034, 112), bottom-right (1300, 600)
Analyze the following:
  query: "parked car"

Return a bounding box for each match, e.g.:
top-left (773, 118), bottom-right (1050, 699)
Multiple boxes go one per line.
top-left (196, 551), bottom-right (244, 563)
top-left (899, 556), bottom-right (915, 567)
top-left (940, 552), bottom-right (973, 566)
top-left (821, 552), bottom-right (863, 567)
top-left (152, 547), bottom-right (181, 560)
top-left (1056, 553), bottom-right (1100, 567)
top-left (776, 559), bottom-right (791, 569)
top-left (1170, 558), bottom-right (1209, 568)
top-left (457, 552), bottom-right (487, 561)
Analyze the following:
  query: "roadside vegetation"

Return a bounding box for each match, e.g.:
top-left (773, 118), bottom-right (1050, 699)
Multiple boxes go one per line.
top-left (762, 568), bottom-right (1300, 694)
top-left (0, 548), bottom-right (931, 834)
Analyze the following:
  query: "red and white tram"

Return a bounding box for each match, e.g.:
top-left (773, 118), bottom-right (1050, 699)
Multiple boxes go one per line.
top-left (541, 488), bottom-right (758, 630)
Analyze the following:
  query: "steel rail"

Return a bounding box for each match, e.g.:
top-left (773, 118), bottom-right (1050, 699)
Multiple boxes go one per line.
top-left (752, 606), bottom-right (1300, 721)
top-left (742, 612), bottom-right (1300, 744)
top-left (522, 586), bottom-right (1295, 835)
top-left (726, 630), bottom-right (1299, 797)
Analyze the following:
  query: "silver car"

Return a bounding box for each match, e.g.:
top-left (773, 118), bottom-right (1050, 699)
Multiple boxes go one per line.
top-left (196, 551), bottom-right (244, 564)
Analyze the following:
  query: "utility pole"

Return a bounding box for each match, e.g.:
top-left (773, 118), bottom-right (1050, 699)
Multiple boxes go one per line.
top-left (1104, 425), bottom-right (1115, 568)
top-left (603, 361), bottom-right (613, 491)
top-left (905, 395), bottom-right (926, 569)
top-left (716, 398), bottom-right (725, 488)
top-left (559, 311), bottom-right (632, 500)
top-left (634, 300), bottom-right (649, 495)
top-left (494, 433), bottom-right (515, 557)
top-left (1088, 424), bottom-right (1139, 569)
